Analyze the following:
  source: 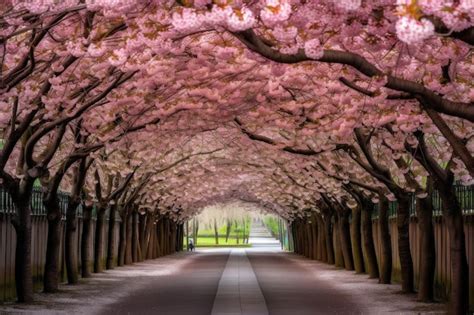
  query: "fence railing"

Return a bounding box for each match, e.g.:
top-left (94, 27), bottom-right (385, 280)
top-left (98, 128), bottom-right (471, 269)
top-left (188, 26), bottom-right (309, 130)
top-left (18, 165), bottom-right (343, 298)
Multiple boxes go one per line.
top-left (372, 184), bottom-right (474, 219)
top-left (0, 187), bottom-right (71, 217)
top-left (2, 185), bottom-right (474, 220)
top-left (0, 187), bottom-right (100, 219)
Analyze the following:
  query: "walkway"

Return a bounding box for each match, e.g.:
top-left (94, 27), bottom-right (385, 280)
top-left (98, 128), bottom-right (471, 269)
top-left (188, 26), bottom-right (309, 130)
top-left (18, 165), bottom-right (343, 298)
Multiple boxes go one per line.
top-left (211, 250), bottom-right (268, 315)
top-left (248, 220), bottom-right (280, 249)
top-left (0, 224), bottom-right (445, 314)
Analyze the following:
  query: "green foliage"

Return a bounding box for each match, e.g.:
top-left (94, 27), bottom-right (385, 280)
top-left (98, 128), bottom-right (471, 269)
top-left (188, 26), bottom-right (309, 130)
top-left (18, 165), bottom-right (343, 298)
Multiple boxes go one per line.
top-left (264, 216), bottom-right (279, 237)
top-left (196, 219), bottom-right (250, 238)
top-left (184, 236), bottom-right (251, 248)
top-left (186, 217), bottom-right (252, 247)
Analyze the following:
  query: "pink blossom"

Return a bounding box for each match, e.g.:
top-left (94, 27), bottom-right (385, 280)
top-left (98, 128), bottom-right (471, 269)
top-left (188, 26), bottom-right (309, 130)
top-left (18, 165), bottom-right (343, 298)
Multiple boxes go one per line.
top-left (396, 16), bottom-right (435, 44)
top-left (172, 8), bottom-right (205, 33)
top-left (332, 0), bottom-right (361, 11)
top-left (304, 38), bottom-right (324, 60)
top-left (260, 0), bottom-right (292, 26)
top-left (226, 6), bottom-right (256, 31)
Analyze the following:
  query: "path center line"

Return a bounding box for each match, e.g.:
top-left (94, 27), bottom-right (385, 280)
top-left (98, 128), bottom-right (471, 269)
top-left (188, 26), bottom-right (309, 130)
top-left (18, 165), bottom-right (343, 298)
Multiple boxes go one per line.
top-left (211, 249), bottom-right (268, 315)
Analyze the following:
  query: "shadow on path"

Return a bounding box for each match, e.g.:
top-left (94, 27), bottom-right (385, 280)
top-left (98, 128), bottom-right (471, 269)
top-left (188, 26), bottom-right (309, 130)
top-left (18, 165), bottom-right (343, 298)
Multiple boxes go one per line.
top-left (99, 251), bottom-right (229, 315)
top-left (247, 252), bottom-right (363, 315)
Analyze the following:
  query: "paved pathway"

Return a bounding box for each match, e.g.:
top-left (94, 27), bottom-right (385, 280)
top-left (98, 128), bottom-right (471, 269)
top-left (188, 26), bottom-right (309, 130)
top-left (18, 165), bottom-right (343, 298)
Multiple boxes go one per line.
top-left (248, 220), bottom-right (280, 249)
top-left (100, 252), bottom-right (229, 315)
top-left (99, 222), bottom-right (363, 315)
top-left (98, 222), bottom-right (362, 314)
top-left (211, 249), bottom-right (268, 315)
top-left (1, 222), bottom-right (445, 314)
top-left (247, 252), bottom-right (362, 315)
top-left (99, 249), bottom-right (365, 315)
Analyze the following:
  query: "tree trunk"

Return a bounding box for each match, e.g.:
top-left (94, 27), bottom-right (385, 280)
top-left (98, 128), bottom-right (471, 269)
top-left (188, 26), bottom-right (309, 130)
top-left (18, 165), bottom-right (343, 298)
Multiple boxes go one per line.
top-left (213, 218), bottom-right (219, 245)
top-left (297, 222), bottom-right (303, 256)
top-left (361, 203), bottom-right (379, 279)
top-left (125, 212), bottom-right (133, 265)
top-left (438, 184), bottom-right (469, 314)
top-left (297, 222), bottom-right (303, 255)
top-left (151, 223), bottom-right (157, 258)
top-left (323, 215), bottom-right (335, 264)
top-left (350, 206), bottom-right (365, 274)
top-left (236, 225), bottom-right (240, 245)
top-left (288, 222), bottom-right (295, 252)
top-left (160, 219), bottom-right (165, 256)
top-left (65, 198), bottom-right (79, 284)
top-left (243, 219), bottom-right (247, 244)
top-left (117, 213), bottom-right (126, 266)
top-left (175, 224), bottom-right (181, 252)
top-left (171, 223), bottom-right (177, 253)
top-left (159, 219), bottom-right (165, 256)
top-left (158, 219), bottom-right (165, 257)
top-left (12, 185), bottom-right (34, 302)
top-left (186, 220), bottom-right (189, 250)
top-left (311, 218), bottom-right (318, 260)
top-left (165, 220), bottom-right (170, 255)
top-left (339, 211), bottom-right (354, 270)
top-left (291, 222), bottom-right (298, 254)
top-left (178, 224), bottom-right (183, 252)
top-left (334, 217), bottom-right (344, 268)
top-left (445, 213), bottom-right (469, 315)
top-left (145, 215), bottom-right (154, 259)
top-left (81, 205), bottom-right (93, 278)
top-left (13, 214), bottom-right (33, 302)
top-left (225, 220), bottom-right (231, 243)
top-left (132, 211), bottom-right (139, 262)
top-left (397, 196), bottom-right (414, 293)
top-left (417, 196), bottom-right (436, 302)
top-left (94, 208), bottom-right (106, 273)
top-left (151, 224), bottom-right (157, 259)
top-left (378, 196), bottom-right (392, 284)
top-left (179, 224), bottom-right (185, 251)
top-left (317, 216), bottom-right (327, 262)
top-left (43, 198), bottom-right (62, 293)
top-left (304, 222), bottom-right (312, 258)
top-left (167, 219), bottom-right (173, 255)
top-left (193, 219), bottom-right (199, 246)
top-left (296, 221), bottom-right (302, 255)
top-left (106, 206), bottom-right (117, 269)
top-left (139, 213), bottom-right (147, 261)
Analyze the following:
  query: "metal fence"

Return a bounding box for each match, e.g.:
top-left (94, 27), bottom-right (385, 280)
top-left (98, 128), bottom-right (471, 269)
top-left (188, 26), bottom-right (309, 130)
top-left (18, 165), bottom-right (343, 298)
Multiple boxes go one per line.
top-left (372, 184), bottom-right (474, 219)
top-left (0, 187), bottom-right (119, 303)
top-left (0, 187), bottom-right (88, 218)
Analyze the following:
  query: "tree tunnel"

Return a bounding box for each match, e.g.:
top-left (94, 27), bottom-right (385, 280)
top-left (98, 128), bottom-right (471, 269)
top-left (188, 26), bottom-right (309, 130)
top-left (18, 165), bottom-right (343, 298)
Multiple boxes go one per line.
top-left (0, 0), bottom-right (474, 314)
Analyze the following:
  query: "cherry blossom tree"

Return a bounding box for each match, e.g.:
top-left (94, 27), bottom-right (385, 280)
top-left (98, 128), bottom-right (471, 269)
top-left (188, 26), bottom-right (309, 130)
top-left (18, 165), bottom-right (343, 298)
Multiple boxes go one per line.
top-left (1, 0), bottom-right (473, 313)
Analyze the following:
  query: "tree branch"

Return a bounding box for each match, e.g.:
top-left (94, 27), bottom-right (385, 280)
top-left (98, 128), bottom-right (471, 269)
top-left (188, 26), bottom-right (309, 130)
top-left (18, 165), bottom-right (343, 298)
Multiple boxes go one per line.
top-left (234, 29), bottom-right (474, 122)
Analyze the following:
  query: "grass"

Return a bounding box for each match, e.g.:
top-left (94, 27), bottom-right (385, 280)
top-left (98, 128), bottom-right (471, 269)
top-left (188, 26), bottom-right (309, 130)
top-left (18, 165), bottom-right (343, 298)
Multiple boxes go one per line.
top-left (185, 236), bottom-right (251, 248)
top-left (185, 218), bottom-right (252, 248)
top-left (264, 217), bottom-right (279, 237)
top-left (194, 244), bottom-right (252, 248)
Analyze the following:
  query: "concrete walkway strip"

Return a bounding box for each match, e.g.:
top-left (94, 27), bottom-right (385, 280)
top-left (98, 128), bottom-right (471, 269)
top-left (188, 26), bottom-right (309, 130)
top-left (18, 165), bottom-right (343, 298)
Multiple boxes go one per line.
top-left (211, 249), bottom-right (269, 315)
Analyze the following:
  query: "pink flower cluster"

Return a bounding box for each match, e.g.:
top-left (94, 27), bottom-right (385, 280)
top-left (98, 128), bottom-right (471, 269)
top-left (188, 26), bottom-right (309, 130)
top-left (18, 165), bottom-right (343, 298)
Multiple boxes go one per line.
top-left (260, 0), bottom-right (292, 26)
top-left (304, 38), bottom-right (324, 60)
top-left (226, 7), bottom-right (257, 31)
top-left (172, 5), bottom-right (256, 33)
top-left (172, 8), bottom-right (205, 33)
top-left (419, 0), bottom-right (474, 31)
top-left (396, 0), bottom-right (473, 43)
top-left (396, 16), bottom-right (435, 44)
top-left (332, 0), bottom-right (361, 11)
top-left (11, 0), bottom-right (78, 13)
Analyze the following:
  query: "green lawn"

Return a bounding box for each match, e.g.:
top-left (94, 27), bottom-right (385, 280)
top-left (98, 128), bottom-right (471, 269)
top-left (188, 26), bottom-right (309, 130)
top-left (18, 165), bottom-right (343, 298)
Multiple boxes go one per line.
top-left (185, 236), bottom-right (251, 248)
top-left (264, 217), bottom-right (279, 237)
top-left (185, 218), bottom-right (252, 248)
